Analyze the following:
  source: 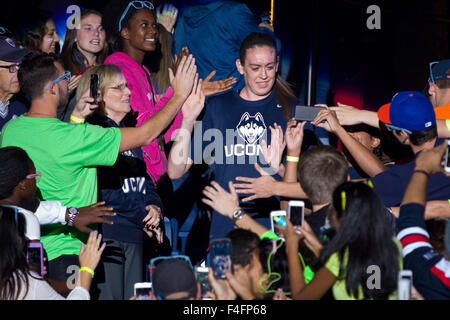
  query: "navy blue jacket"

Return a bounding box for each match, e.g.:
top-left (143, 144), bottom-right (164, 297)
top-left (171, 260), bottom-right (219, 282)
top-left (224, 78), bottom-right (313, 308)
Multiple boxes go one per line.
top-left (174, 0), bottom-right (276, 91)
top-left (89, 116), bottom-right (163, 243)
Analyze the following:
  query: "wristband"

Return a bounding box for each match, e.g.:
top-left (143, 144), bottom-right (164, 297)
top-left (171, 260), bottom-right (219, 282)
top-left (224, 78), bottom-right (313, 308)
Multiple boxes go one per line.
top-left (412, 169), bottom-right (429, 177)
top-left (286, 155), bottom-right (299, 163)
top-left (70, 115), bottom-right (85, 124)
top-left (79, 266), bottom-right (94, 277)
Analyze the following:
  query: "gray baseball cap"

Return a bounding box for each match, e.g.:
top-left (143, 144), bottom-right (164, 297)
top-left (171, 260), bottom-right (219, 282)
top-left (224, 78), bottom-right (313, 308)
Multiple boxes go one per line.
top-left (0, 36), bottom-right (31, 62)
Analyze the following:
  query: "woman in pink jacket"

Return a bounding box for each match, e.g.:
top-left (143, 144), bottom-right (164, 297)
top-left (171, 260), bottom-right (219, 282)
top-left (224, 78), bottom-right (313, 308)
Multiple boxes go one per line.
top-left (103, 1), bottom-right (236, 184)
top-left (104, 1), bottom-right (181, 184)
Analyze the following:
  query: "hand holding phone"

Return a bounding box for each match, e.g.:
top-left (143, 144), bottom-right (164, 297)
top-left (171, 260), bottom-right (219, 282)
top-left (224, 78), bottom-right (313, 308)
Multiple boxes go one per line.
top-left (210, 238), bottom-right (233, 280)
top-left (270, 210), bottom-right (287, 239)
top-left (27, 242), bottom-right (45, 276)
top-left (134, 282), bottom-right (152, 300)
top-left (398, 270), bottom-right (412, 300)
top-left (288, 200), bottom-right (305, 234)
top-left (195, 266), bottom-right (213, 299)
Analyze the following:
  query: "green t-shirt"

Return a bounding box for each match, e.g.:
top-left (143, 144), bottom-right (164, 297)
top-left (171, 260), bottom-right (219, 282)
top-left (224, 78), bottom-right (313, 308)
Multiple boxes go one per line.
top-left (0, 116), bottom-right (121, 260)
top-left (324, 238), bottom-right (402, 300)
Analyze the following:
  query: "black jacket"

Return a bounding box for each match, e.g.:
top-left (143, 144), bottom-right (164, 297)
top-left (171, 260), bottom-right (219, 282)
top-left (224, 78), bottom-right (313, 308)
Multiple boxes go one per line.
top-left (89, 115), bottom-right (163, 243)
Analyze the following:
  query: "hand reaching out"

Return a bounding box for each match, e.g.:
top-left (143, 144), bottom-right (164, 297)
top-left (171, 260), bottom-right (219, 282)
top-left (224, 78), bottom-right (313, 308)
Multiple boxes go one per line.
top-left (169, 54), bottom-right (197, 100)
top-left (311, 106), bottom-right (342, 133)
top-left (234, 164), bottom-right (276, 202)
top-left (75, 202), bottom-right (116, 233)
top-left (202, 181), bottom-right (240, 218)
top-left (78, 231), bottom-right (106, 272)
top-left (181, 73), bottom-right (205, 122)
top-left (329, 102), bottom-right (364, 126)
top-left (201, 70), bottom-right (237, 97)
top-left (285, 118), bottom-right (306, 156)
top-left (156, 3), bottom-right (178, 33)
top-left (260, 123), bottom-right (285, 175)
top-left (173, 47), bottom-right (189, 75)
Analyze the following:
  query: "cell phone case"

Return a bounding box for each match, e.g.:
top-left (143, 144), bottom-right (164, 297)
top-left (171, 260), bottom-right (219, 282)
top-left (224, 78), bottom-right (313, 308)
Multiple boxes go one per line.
top-left (210, 238), bottom-right (232, 280)
top-left (294, 105), bottom-right (326, 121)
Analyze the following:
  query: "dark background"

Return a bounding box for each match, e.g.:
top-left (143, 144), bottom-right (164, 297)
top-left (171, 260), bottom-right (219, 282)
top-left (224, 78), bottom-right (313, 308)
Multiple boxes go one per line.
top-left (2, 0), bottom-right (449, 110)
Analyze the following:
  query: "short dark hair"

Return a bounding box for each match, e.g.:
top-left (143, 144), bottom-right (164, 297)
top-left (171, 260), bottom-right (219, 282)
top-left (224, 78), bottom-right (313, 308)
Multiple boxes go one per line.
top-left (239, 32), bottom-right (276, 65)
top-left (0, 147), bottom-right (31, 199)
top-left (226, 229), bottom-right (260, 267)
top-left (18, 53), bottom-right (61, 100)
top-left (382, 122), bottom-right (438, 147)
top-left (408, 125), bottom-right (438, 146)
top-left (298, 146), bottom-right (348, 205)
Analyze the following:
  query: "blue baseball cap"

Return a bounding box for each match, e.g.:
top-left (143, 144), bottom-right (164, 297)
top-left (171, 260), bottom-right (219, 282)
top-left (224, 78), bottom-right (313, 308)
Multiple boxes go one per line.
top-left (378, 91), bottom-right (436, 133)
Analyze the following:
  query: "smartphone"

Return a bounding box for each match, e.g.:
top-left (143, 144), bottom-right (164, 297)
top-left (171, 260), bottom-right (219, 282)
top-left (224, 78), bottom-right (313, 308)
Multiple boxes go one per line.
top-left (27, 242), bottom-right (44, 276)
top-left (209, 238), bottom-right (233, 280)
top-left (90, 74), bottom-right (99, 104)
top-left (288, 200), bottom-right (305, 227)
top-left (397, 270), bottom-right (412, 300)
top-left (270, 210), bottom-right (287, 239)
top-left (445, 139), bottom-right (450, 173)
top-left (134, 282), bottom-right (152, 300)
top-left (294, 105), bottom-right (326, 122)
top-left (194, 266), bottom-right (212, 299)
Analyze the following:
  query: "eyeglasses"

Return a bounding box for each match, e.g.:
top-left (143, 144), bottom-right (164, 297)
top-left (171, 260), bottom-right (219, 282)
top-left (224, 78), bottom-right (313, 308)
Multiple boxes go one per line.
top-left (0, 64), bottom-right (20, 73)
top-left (384, 123), bottom-right (412, 135)
top-left (118, 1), bottom-right (154, 32)
top-left (108, 83), bottom-right (132, 91)
top-left (44, 71), bottom-right (71, 90)
top-left (429, 61), bottom-right (439, 84)
top-left (26, 172), bottom-right (42, 184)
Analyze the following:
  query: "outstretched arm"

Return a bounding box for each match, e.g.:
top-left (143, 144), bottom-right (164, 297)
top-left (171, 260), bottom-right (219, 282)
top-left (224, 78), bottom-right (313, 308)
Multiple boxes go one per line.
top-left (202, 181), bottom-right (269, 237)
top-left (312, 107), bottom-right (388, 177)
top-left (167, 74), bottom-right (205, 179)
top-left (119, 55), bottom-right (197, 152)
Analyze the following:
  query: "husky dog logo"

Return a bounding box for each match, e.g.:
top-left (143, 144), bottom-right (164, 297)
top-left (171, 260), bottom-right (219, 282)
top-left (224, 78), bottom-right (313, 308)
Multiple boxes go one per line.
top-left (236, 112), bottom-right (266, 145)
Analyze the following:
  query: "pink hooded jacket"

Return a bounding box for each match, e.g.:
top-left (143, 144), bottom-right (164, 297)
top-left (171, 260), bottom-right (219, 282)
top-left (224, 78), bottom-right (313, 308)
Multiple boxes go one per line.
top-left (105, 52), bottom-right (182, 183)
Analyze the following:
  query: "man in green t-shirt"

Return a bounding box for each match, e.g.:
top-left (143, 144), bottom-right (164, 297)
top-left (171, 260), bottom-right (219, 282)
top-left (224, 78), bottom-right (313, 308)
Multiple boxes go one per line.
top-left (0, 53), bottom-right (196, 288)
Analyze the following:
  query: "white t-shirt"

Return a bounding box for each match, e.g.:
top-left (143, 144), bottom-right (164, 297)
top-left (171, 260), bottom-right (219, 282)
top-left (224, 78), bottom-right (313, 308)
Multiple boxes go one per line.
top-left (15, 271), bottom-right (89, 300)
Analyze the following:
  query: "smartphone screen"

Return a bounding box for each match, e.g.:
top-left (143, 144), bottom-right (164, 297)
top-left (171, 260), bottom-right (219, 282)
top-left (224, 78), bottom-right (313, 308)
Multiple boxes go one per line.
top-left (210, 238), bottom-right (232, 280)
top-left (288, 201), bottom-right (304, 227)
top-left (27, 244), bottom-right (44, 276)
top-left (270, 210), bottom-right (287, 239)
top-left (134, 283), bottom-right (152, 300)
top-left (195, 266), bottom-right (212, 298)
top-left (398, 271), bottom-right (412, 300)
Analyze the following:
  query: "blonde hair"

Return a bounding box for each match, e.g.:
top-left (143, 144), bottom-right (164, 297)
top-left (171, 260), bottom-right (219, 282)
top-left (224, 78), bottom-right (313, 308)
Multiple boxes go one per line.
top-left (76, 64), bottom-right (123, 117)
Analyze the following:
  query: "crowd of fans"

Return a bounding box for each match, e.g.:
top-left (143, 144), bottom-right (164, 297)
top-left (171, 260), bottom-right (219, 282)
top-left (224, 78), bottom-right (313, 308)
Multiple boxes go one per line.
top-left (0, 0), bottom-right (449, 301)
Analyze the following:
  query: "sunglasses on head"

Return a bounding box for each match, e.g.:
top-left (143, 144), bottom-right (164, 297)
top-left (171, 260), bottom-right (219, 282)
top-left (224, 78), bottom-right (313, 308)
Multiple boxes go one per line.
top-left (384, 123), bottom-right (412, 135)
top-left (118, 1), bottom-right (154, 32)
